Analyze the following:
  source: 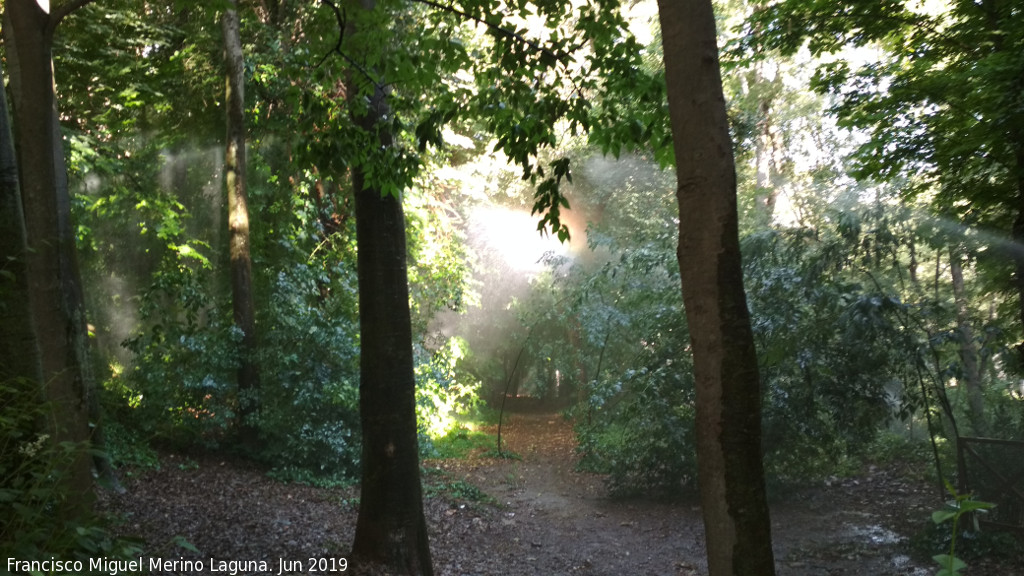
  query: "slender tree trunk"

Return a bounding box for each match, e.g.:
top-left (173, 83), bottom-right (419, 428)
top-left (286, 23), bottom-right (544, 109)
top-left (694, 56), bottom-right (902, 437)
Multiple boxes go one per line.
top-left (753, 98), bottom-right (778, 224)
top-left (908, 237), bottom-right (918, 286)
top-left (752, 62), bottom-right (780, 227)
top-left (949, 246), bottom-right (987, 435)
top-left (656, 1), bottom-right (776, 574)
top-left (346, 2), bottom-right (433, 573)
top-left (5, 0), bottom-right (94, 512)
top-left (1014, 152), bottom-right (1024, 365)
top-left (222, 0), bottom-right (260, 435)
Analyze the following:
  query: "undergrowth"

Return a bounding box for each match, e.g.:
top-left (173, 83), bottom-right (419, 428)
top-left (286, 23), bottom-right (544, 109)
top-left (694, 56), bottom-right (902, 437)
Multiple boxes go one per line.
top-left (425, 426), bottom-right (495, 459)
top-left (421, 467), bottom-right (496, 506)
top-left (1, 377), bottom-right (142, 565)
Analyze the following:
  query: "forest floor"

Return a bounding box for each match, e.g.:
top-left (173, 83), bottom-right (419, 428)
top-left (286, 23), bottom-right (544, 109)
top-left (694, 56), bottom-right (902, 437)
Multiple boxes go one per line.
top-left (97, 412), bottom-right (1024, 575)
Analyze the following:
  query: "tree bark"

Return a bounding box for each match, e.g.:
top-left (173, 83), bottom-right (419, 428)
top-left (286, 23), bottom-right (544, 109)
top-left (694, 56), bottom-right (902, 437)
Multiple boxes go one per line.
top-left (656, 1), bottom-right (776, 574)
top-left (346, 2), bottom-right (433, 574)
top-left (0, 47), bottom-right (42, 386)
top-left (949, 246), bottom-right (987, 436)
top-left (1013, 150), bottom-right (1024, 366)
top-left (5, 0), bottom-right (94, 512)
top-left (222, 0), bottom-right (260, 436)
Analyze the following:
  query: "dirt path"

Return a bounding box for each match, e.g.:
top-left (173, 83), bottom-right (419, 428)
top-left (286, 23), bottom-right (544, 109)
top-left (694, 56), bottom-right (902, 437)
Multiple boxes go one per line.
top-left (432, 412), bottom-right (933, 576)
top-left (97, 412), bottom-right (1021, 575)
top-left (432, 412), bottom-right (707, 575)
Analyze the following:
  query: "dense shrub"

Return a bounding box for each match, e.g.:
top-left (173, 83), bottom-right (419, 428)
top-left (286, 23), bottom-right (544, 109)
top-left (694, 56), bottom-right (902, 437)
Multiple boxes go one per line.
top-left (576, 361), bottom-right (696, 497)
top-left (744, 228), bottom-right (910, 481)
top-left (0, 378), bottom-right (142, 563)
top-left (256, 264), bottom-right (362, 478)
top-left (120, 259), bottom-right (240, 447)
top-left (416, 337), bottom-right (483, 452)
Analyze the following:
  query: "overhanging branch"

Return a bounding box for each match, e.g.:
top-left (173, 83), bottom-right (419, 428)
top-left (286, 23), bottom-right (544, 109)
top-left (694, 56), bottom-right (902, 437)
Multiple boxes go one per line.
top-left (50, 0), bottom-right (97, 32)
top-left (318, 0), bottom-right (385, 91)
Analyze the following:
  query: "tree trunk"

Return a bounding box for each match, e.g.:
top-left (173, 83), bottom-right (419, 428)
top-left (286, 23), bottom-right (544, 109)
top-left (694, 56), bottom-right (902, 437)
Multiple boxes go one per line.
top-left (347, 2), bottom-right (433, 574)
top-left (908, 237), bottom-right (918, 286)
top-left (222, 0), bottom-right (260, 436)
top-left (752, 62), bottom-right (780, 227)
top-left (1014, 152), bottom-right (1024, 366)
top-left (0, 49), bottom-right (42, 386)
top-left (949, 246), bottom-right (987, 436)
top-left (656, 1), bottom-right (776, 574)
top-left (5, 0), bottom-right (94, 512)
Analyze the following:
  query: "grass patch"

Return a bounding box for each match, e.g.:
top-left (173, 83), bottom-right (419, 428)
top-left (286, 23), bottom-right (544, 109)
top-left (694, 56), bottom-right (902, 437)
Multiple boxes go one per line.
top-left (424, 477), bottom-right (496, 505)
top-left (421, 466), bottom-right (497, 505)
top-left (428, 426), bottom-right (496, 459)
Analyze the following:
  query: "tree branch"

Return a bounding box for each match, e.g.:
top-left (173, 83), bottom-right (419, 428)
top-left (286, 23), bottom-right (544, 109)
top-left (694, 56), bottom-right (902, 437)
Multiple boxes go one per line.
top-left (50, 0), bottom-right (97, 31)
top-left (317, 0), bottom-right (385, 91)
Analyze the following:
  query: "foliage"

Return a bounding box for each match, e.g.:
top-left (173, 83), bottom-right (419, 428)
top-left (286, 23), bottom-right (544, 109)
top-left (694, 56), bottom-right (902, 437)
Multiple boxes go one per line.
top-left (416, 337), bottom-right (482, 440)
top-left (101, 419), bottom-right (161, 473)
top-left (743, 224), bottom-right (909, 480)
top-left (929, 484), bottom-right (994, 576)
top-left (559, 172), bottom-right (696, 495)
top-left (738, 0), bottom-right (1024, 352)
top-left (559, 152), bottom-right (1002, 492)
top-left (912, 514), bottom-right (1022, 570)
top-left (422, 473), bottom-right (497, 506)
top-left (0, 378), bottom-right (143, 564)
top-left (426, 426), bottom-right (494, 460)
top-left (255, 261), bottom-right (361, 478)
top-left (119, 258), bottom-right (240, 447)
top-left (865, 430), bottom-right (931, 470)
top-left (577, 362), bottom-right (697, 497)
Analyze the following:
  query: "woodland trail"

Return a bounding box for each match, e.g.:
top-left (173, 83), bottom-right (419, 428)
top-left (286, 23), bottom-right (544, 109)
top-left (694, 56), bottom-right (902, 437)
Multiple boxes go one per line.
top-left (436, 411), bottom-right (934, 576)
top-left (433, 411), bottom-right (709, 575)
top-left (97, 412), bottom-right (1024, 575)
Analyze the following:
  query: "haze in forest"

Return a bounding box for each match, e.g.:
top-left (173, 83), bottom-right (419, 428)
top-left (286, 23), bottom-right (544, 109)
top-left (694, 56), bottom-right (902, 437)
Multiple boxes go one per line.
top-left (4, 0), bottom-right (1024, 574)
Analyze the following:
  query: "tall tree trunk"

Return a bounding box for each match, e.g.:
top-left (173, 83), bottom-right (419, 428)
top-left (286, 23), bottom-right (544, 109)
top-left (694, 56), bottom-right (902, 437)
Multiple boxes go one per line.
top-left (222, 0), bottom-right (260, 436)
top-left (949, 246), bottom-right (987, 436)
top-left (1014, 152), bottom-right (1024, 366)
top-left (656, 1), bottom-right (776, 574)
top-left (752, 62), bottom-right (780, 227)
top-left (347, 2), bottom-right (433, 574)
top-left (0, 51), bottom-right (42, 386)
top-left (5, 0), bottom-right (94, 513)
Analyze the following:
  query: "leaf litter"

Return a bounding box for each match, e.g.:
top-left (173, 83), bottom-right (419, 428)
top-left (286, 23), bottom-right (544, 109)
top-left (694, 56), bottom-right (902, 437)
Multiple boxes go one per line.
top-left (97, 414), bottom-right (1023, 575)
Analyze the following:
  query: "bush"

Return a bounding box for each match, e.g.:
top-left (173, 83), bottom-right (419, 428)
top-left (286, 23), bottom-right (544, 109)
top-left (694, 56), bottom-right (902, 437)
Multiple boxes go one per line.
top-left (120, 260), bottom-right (240, 447)
top-left (256, 264), bottom-right (362, 479)
top-left (0, 377), bottom-right (142, 564)
top-left (576, 360), bottom-right (697, 498)
top-left (415, 337), bottom-right (482, 441)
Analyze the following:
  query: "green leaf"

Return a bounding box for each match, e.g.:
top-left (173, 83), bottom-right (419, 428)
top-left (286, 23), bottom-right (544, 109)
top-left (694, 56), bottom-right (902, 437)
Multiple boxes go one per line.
top-left (173, 535), bottom-right (201, 553)
top-left (957, 499), bottom-right (995, 514)
top-left (933, 554), bottom-right (967, 575)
